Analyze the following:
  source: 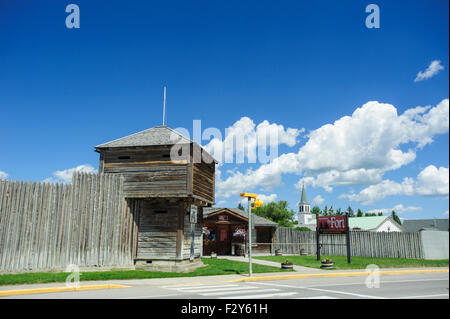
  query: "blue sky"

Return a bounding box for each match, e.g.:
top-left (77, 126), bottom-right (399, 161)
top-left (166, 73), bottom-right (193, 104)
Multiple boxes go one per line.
top-left (0, 0), bottom-right (448, 220)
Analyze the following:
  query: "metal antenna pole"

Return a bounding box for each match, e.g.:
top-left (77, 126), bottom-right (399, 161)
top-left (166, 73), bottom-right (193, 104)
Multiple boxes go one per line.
top-left (162, 86), bottom-right (166, 126)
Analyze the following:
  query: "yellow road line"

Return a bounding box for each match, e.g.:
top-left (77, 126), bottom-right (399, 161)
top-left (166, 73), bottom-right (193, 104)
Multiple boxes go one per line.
top-left (228, 268), bottom-right (449, 282)
top-left (0, 284), bottom-right (130, 297)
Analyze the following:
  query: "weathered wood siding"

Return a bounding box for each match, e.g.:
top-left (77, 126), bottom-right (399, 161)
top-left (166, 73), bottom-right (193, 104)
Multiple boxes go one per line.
top-left (192, 162), bottom-right (215, 203)
top-left (0, 173), bottom-right (138, 273)
top-left (135, 200), bottom-right (182, 261)
top-left (99, 145), bottom-right (215, 203)
top-left (274, 228), bottom-right (424, 259)
top-left (100, 146), bottom-right (189, 198)
top-left (183, 209), bottom-right (203, 259)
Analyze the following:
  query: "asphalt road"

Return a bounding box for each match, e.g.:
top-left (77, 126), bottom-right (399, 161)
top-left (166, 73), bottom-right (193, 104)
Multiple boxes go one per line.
top-left (1, 272), bottom-right (448, 299)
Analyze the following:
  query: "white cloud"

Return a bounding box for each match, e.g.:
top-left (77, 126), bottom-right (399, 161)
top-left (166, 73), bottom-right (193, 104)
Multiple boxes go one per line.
top-left (0, 171), bottom-right (8, 180)
top-left (215, 152), bottom-right (302, 198)
top-left (204, 117), bottom-right (303, 165)
top-left (239, 193), bottom-right (278, 206)
top-left (366, 204), bottom-right (422, 215)
top-left (44, 164), bottom-right (97, 184)
top-left (298, 101), bottom-right (416, 173)
top-left (341, 165), bottom-right (449, 205)
top-left (215, 200), bottom-right (227, 206)
top-left (444, 210), bottom-right (449, 216)
top-left (295, 98), bottom-right (448, 191)
top-left (255, 193), bottom-right (278, 204)
top-left (312, 195), bottom-right (325, 205)
top-left (414, 165), bottom-right (450, 196)
top-left (340, 179), bottom-right (407, 205)
top-left (296, 169), bottom-right (384, 193)
top-left (399, 99), bottom-right (449, 148)
top-left (414, 60), bottom-right (445, 82)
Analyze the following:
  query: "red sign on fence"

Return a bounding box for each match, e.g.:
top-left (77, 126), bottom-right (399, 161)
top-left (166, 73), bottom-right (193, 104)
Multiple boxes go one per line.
top-left (317, 215), bottom-right (347, 233)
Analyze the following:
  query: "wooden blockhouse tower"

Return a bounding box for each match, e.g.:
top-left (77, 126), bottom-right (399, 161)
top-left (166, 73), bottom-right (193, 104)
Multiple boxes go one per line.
top-left (95, 126), bottom-right (217, 272)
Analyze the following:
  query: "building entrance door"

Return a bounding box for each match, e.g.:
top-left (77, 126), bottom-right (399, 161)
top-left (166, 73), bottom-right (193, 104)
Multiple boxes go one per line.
top-left (216, 225), bottom-right (231, 255)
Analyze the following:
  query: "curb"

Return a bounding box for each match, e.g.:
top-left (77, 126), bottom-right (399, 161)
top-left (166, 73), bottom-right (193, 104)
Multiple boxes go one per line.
top-left (227, 268), bottom-right (449, 282)
top-left (0, 284), bottom-right (130, 297)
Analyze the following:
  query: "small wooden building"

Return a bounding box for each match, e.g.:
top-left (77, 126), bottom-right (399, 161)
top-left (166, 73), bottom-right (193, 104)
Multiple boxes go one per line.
top-left (95, 126), bottom-right (217, 272)
top-left (202, 208), bottom-right (278, 256)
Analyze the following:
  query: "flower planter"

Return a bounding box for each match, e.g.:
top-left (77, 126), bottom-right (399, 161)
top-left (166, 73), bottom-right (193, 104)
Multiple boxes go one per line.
top-left (210, 253), bottom-right (217, 259)
top-left (281, 263), bottom-right (293, 270)
top-left (235, 244), bottom-right (245, 256)
top-left (320, 262), bottom-right (334, 269)
top-left (275, 250), bottom-right (283, 256)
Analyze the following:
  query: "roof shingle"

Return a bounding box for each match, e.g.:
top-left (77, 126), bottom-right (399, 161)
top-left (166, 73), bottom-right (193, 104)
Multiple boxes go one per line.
top-left (203, 207), bottom-right (278, 227)
top-left (95, 126), bottom-right (192, 149)
top-left (402, 219), bottom-right (449, 232)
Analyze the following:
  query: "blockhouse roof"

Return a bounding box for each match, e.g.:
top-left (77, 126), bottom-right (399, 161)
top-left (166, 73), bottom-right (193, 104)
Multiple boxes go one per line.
top-left (95, 126), bottom-right (193, 148)
top-left (95, 126), bottom-right (218, 163)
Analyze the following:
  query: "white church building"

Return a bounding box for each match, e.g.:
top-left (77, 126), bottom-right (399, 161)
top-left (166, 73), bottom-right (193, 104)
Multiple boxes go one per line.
top-left (297, 184), bottom-right (315, 225)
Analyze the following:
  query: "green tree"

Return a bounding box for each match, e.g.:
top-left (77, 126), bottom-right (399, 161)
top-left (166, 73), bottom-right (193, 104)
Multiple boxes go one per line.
top-left (347, 206), bottom-right (354, 217)
top-left (356, 209), bottom-right (364, 217)
top-left (336, 208), bottom-right (342, 215)
top-left (322, 205), bottom-right (328, 216)
top-left (237, 203), bottom-right (245, 211)
top-left (311, 206), bottom-right (321, 215)
top-left (391, 210), bottom-right (402, 225)
top-left (328, 206), bottom-right (334, 215)
top-left (253, 200), bottom-right (296, 227)
top-left (294, 227), bottom-right (312, 231)
top-left (378, 212), bottom-right (383, 216)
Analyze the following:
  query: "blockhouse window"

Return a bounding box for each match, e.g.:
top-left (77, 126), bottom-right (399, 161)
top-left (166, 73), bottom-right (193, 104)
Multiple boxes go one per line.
top-left (118, 156), bottom-right (131, 160)
top-left (154, 210), bottom-right (168, 214)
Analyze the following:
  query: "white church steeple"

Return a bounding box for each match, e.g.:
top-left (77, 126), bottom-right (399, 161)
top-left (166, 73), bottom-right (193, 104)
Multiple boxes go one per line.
top-left (299, 183), bottom-right (310, 213)
top-left (298, 184), bottom-right (313, 225)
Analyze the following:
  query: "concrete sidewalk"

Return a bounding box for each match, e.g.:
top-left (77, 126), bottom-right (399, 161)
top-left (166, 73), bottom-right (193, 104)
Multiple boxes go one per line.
top-left (218, 255), bottom-right (324, 273)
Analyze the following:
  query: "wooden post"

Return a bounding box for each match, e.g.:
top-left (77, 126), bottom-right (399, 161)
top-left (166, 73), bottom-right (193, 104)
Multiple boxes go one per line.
top-left (248, 197), bottom-right (252, 277)
top-left (189, 202), bottom-right (196, 261)
top-left (346, 213), bottom-right (351, 264)
top-left (176, 201), bottom-right (184, 260)
top-left (316, 214), bottom-right (320, 261)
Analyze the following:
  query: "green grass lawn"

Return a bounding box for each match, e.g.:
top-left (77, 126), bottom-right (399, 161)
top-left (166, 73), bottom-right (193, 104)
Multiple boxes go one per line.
top-left (255, 255), bottom-right (449, 270)
top-left (0, 258), bottom-right (289, 286)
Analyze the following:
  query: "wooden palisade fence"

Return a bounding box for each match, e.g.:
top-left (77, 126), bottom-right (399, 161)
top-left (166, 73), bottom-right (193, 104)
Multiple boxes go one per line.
top-left (0, 173), bottom-right (138, 273)
top-left (275, 227), bottom-right (424, 259)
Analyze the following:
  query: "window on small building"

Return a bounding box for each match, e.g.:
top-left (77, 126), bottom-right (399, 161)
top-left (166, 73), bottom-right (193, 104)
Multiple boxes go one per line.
top-left (203, 228), bottom-right (216, 241)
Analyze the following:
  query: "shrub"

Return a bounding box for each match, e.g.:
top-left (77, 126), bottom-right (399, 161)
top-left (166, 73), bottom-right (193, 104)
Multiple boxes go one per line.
top-left (293, 227), bottom-right (312, 231)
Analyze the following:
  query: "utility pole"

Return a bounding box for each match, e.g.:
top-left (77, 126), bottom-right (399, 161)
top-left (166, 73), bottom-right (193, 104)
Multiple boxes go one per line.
top-left (240, 193), bottom-right (263, 278)
top-left (247, 196), bottom-right (252, 277)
